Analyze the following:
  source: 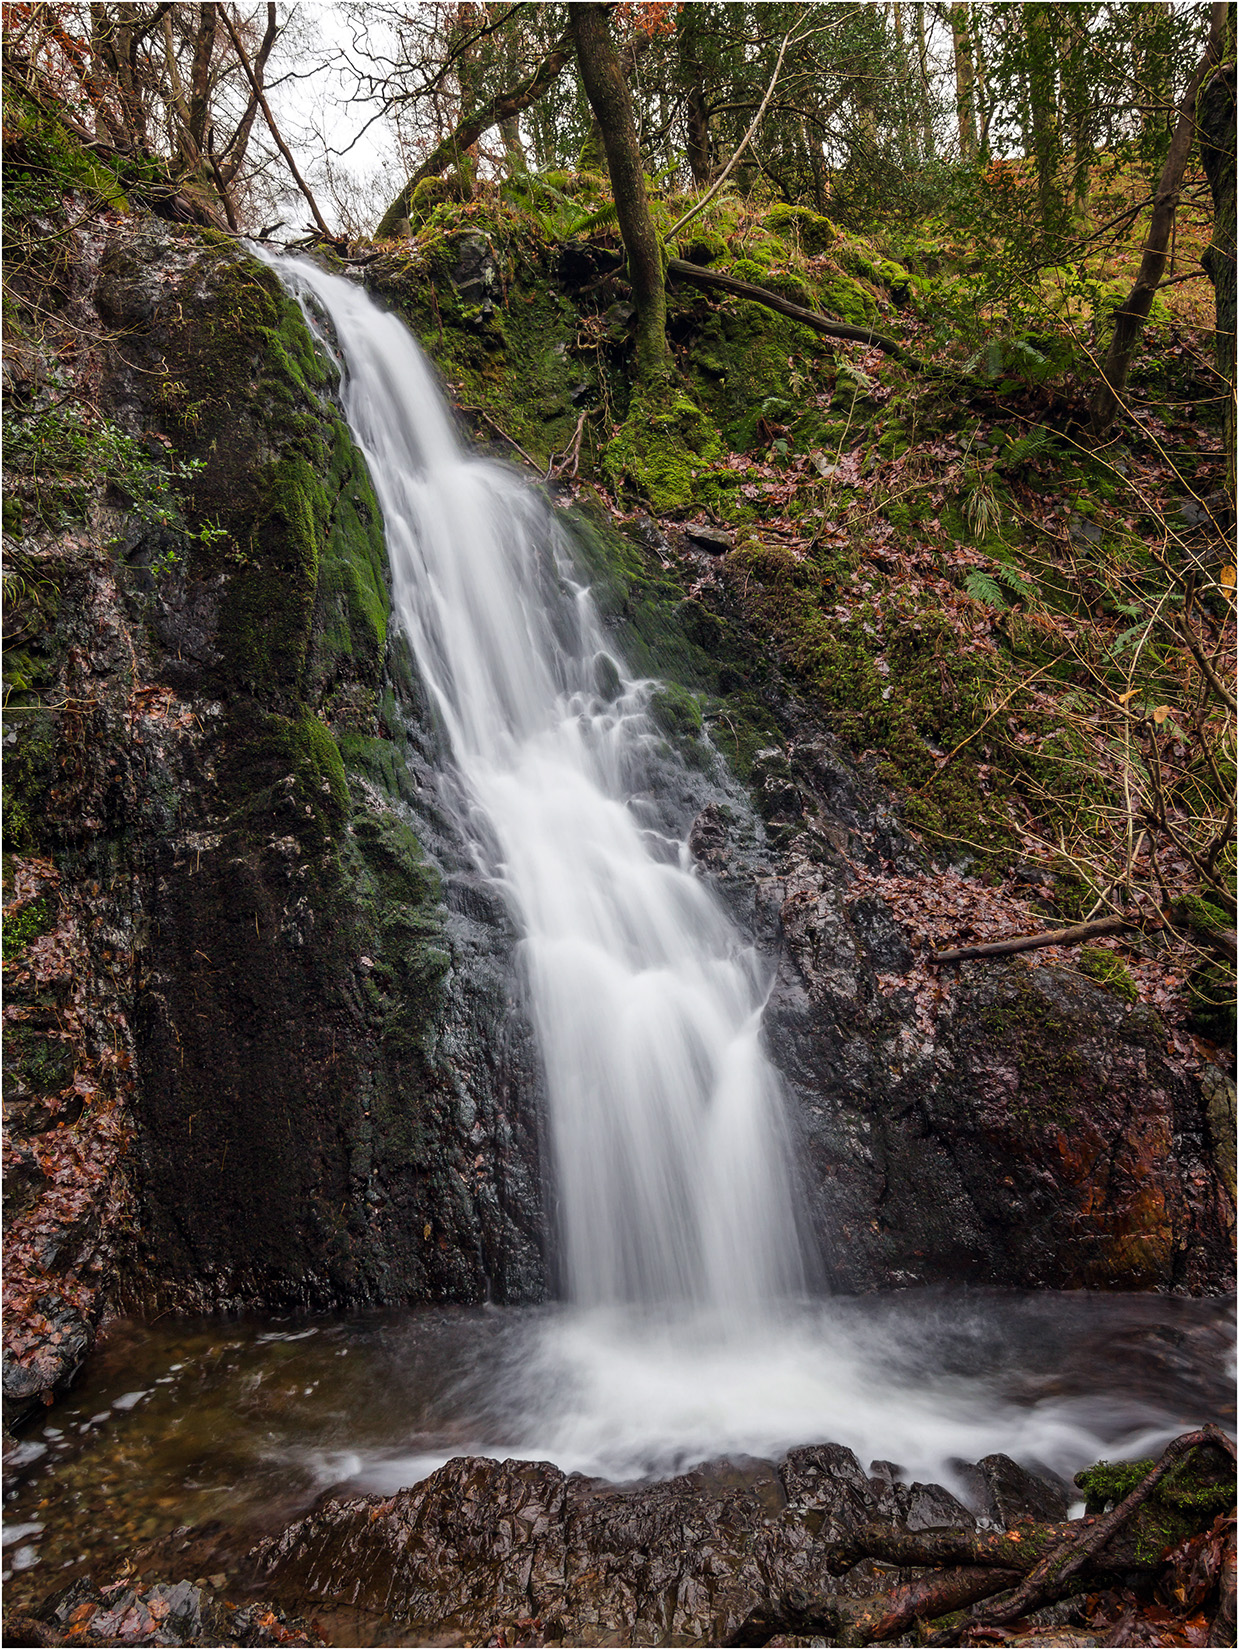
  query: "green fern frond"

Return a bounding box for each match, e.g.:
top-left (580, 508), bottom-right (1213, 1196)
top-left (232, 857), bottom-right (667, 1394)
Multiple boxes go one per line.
top-left (964, 569), bottom-right (1008, 607)
top-left (565, 199), bottom-right (619, 238)
top-left (994, 561), bottom-right (1040, 605)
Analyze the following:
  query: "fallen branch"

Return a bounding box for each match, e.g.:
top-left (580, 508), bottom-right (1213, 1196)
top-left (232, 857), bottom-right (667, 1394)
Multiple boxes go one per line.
top-left (458, 405), bottom-right (541, 470)
top-left (727, 1565), bottom-right (1024, 1647)
top-left (665, 258), bottom-right (922, 365)
top-left (928, 913), bottom-right (1138, 963)
top-left (823, 1520), bottom-right (1076, 1578)
top-left (946, 1426), bottom-right (1238, 1636)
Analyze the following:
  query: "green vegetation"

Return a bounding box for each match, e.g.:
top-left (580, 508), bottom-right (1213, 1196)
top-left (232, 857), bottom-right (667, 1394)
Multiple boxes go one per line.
top-left (2, 895), bottom-right (53, 964)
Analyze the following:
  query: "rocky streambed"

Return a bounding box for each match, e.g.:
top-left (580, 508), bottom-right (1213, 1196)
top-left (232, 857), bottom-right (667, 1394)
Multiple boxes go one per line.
top-left (5, 1426), bottom-right (1236, 1648)
top-left (2, 1294), bottom-right (1235, 1647)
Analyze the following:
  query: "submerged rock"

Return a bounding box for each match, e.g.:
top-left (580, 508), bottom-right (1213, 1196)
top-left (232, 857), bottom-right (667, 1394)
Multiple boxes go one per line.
top-left (6, 1574), bottom-right (324, 1647)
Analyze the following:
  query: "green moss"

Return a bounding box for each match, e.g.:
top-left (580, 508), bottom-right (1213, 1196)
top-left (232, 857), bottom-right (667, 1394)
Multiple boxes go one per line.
top-left (220, 710), bottom-right (348, 842)
top-left (295, 715), bottom-right (349, 814)
top-left (3, 895), bottom-right (53, 963)
top-left (1186, 961), bottom-right (1237, 1046)
top-left (1, 708), bottom-right (58, 854)
top-left (308, 427), bottom-right (390, 693)
top-left (818, 270), bottom-right (880, 326)
top-left (1075, 1451), bottom-right (1236, 1563)
top-left (4, 1022), bottom-right (75, 1093)
top-left (764, 205), bottom-right (837, 255)
top-left (2, 91), bottom-right (129, 214)
top-left (603, 390), bottom-right (721, 511)
top-left (1174, 895), bottom-right (1232, 939)
top-left (729, 257), bottom-right (772, 288)
top-left (676, 229), bottom-right (728, 265)
top-left (648, 682), bottom-right (705, 747)
top-left (1078, 946), bottom-right (1138, 1005)
top-left (351, 810), bottom-right (441, 908)
top-left (217, 453), bottom-right (322, 695)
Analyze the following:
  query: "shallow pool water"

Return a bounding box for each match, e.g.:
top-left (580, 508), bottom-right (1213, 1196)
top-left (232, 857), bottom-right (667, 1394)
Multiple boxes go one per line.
top-left (3, 1290), bottom-right (1233, 1605)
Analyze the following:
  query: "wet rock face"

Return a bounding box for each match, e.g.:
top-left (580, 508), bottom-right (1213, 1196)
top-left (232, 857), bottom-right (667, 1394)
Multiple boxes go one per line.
top-left (688, 760), bottom-right (1234, 1295)
top-left (4, 221), bottom-right (547, 1418)
top-left (245, 1445), bottom-right (1061, 1646)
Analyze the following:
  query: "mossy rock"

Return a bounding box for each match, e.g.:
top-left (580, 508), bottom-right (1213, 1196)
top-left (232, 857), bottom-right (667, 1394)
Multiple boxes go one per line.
top-left (648, 681), bottom-right (704, 746)
top-left (1078, 946), bottom-right (1138, 1005)
top-left (761, 270), bottom-right (815, 309)
top-left (602, 391), bottom-right (721, 512)
top-left (729, 257), bottom-right (773, 288)
top-left (677, 229), bottom-right (728, 266)
top-left (818, 270), bottom-right (879, 326)
top-left (764, 205), bottom-right (837, 255)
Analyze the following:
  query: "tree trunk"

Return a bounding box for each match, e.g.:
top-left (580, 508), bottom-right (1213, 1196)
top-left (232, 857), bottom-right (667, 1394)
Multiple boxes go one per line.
top-left (1199, 13), bottom-right (1236, 501)
top-left (499, 114), bottom-right (526, 173)
top-left (915, 3), bottom-right (936, 159)
top-left (950, 2), bottom-right (978, 160)
top-left (1025, 3), bottom-right (1065, 249)
top-left (678, 4), bottom-right (712, 186)
top-left (686, 86), bottom-right (711, 186)
top-left (376, 29), bottom-right (573, 237)
top-left (1091, 3), bottom-right (1227, 432)
top-left (570, 3), bottom-right (669, 380)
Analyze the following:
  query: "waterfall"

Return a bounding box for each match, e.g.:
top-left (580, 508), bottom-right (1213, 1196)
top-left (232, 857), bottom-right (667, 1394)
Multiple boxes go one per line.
top-left (272, 256), bottom-right (808, 1319)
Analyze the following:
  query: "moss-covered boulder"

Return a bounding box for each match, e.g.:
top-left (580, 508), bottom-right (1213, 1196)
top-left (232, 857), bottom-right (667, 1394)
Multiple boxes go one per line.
top-left (603, 389), bottom-right (722, 512)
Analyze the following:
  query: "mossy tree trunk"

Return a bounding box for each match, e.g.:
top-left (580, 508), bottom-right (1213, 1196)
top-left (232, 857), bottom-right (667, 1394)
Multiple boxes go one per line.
top-left (376, 28), bottom-right (573, 237)
top-left (570, 2), bottom-right (670, 382)
top-left (1091, 2), bottom-right (1227, 432)
top-left (949, 1), bottom-right (979, 161)
top-left (1199, 12), bottom-right (1236, 500)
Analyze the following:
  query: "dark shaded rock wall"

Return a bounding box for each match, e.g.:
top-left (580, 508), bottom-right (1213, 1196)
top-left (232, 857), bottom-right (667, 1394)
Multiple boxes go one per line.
top-left (3, 222), bottom-right (546, 1423)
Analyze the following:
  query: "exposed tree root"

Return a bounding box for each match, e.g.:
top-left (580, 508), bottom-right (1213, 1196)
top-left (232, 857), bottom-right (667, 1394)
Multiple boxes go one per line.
top-left (728, 1428), bottom-right (1237, 1648)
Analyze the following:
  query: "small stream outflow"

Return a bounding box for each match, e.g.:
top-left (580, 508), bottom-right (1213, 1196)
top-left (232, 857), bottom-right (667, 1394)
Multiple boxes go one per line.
top-left (274, 258), bottom-right (807, 1316)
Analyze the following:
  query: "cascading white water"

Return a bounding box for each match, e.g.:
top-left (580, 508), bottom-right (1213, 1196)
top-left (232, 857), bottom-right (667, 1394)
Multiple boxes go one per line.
top-left (275, 256), bottom-right (806, 1317)
top-left (257, 257), bottom-right (1227, 1492)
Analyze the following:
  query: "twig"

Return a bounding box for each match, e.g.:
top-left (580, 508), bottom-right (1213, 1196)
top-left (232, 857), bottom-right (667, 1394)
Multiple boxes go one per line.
top-left (547, 408), bottom-right (589, 480)
top-left (929, 913), bottom-right (1139, 964)
top-left (458, 405), bottom-right (541, 470)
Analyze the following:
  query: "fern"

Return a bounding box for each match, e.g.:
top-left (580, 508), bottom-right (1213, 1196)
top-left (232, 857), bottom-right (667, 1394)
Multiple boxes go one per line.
top-left (994, 559), bottom-right (1040, 606)
top-left (565, 198), bottom-right (619, 238)
top-left (965, 569), bottom-right (1008, 607)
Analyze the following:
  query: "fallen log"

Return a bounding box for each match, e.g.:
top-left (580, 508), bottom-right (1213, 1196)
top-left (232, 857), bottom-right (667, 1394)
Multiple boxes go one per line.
top-left (928, 913), bottom-right (1137, 964)
top-left (823, 1519), bottom-right (1077, 1578)
top-left (666, 257), bottom-right (922, 366)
